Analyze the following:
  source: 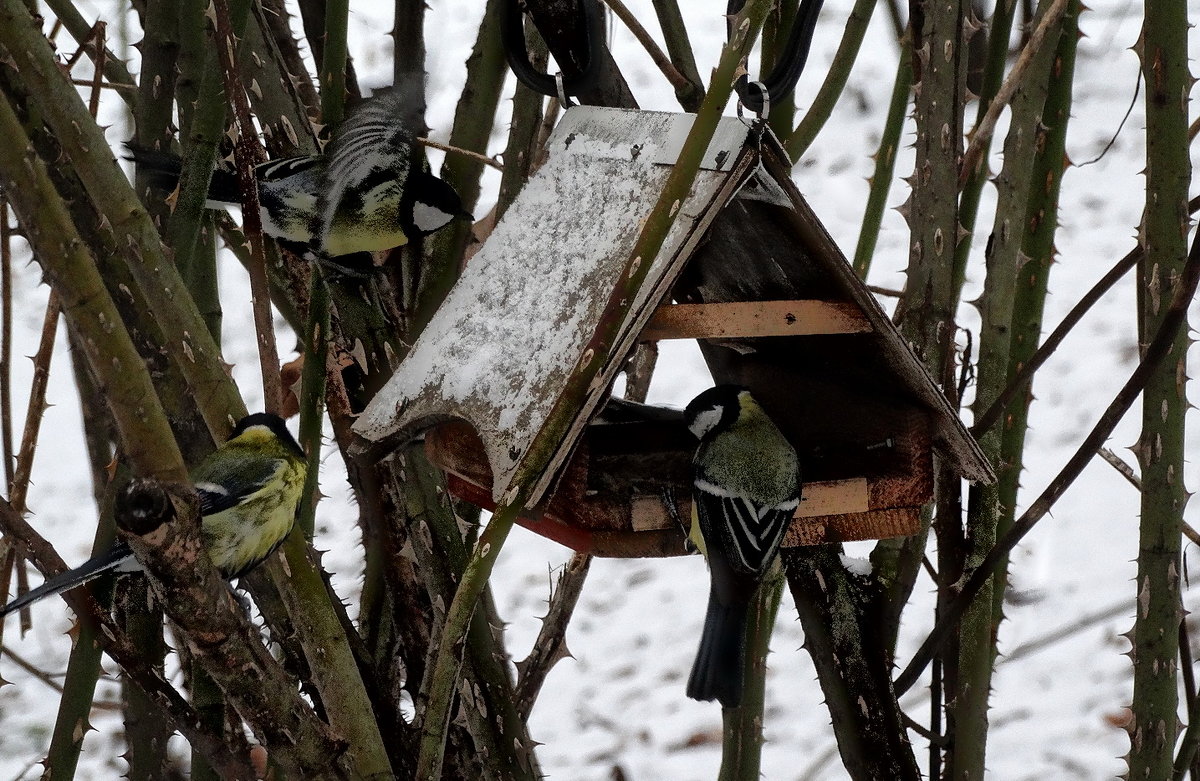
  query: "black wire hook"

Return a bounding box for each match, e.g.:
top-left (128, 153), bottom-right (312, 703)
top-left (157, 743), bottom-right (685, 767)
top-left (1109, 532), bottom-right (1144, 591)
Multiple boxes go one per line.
top-left (728, 0), bottom-right (825, 115)
top-left (501, 0), bottom-right (605, 103)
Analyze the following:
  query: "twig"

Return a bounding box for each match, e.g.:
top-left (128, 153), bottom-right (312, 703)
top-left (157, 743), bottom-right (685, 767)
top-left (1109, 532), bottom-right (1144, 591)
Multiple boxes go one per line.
top-left (600, 0), bottom-right (697, 97)
top-left (900, 710), bottom-right (945, 746)
top-left (211, 0), bottom-right (282, 416)
top-left (1097, 447), bottom-right (1200, 546)
top-left (84, 23), bottom-right (105, 117)
top-left (650, 0), bottom-right (704, 110)
top-left (1, 641), bottom-right (65, 687)
top-left (1175, 620), bottom-right (1200, 779)
top-left (0, 199), bottom-right (10, 490)
top-left (39, 0), bottom-right (137, 110)
top-left (896, 221), bottom-right (1200, 696)
top-left (1099, 446), bottom-right (1141, 490)
top-left (0, 641), bottom-right (120, 710)
top-left (2, 292), bottom-right (60, 637)
top-left (10, 297), bottom-right (60, 521)
top-left (320, 0), bottom-right (351, 124)
top-left (0, 198), bottom-right (12, 633)
top-left (971, 193), bottom-right (1200, 437)
top-left (853, 40), bottom-right (912, 279)
top-left (785, 0), bottom-right (878, 159)
top-left (417, 136), bottom-right (504, 171)
top-left (1177, 621), bottom-right (1200, 781)
top-left (68, 77), bottom-right (135, 91)
top-left (798, 743), bottom-right (842, 781)
top-left (958, 0), bottom-right (1070, 188)
top-left (514, 553), bottom-right (591, 719)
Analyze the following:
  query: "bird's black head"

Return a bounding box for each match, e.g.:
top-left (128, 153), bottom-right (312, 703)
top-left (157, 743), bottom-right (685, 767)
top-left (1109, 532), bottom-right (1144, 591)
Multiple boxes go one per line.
top-left (405, 173), bottom-right (472, 237)
top-left (229, 412), bottom-right (306, 459)
top-left (684, 384), bottom-right (747, 441)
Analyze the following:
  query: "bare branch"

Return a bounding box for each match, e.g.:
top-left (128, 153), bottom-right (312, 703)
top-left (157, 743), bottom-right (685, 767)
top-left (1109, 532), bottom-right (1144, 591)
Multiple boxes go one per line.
top-left (514, 553), bottom-right (591, 719)
top-left (958, 0), bottom-right (1070, 187)
top-left (600, 0), bottom-right (698, 99)
top-left (896, 221), bottom-right (1200, 696)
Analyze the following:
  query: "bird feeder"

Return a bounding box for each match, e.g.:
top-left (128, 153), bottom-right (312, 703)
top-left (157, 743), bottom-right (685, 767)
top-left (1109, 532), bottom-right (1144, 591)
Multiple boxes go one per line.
top-left (352, 107), bottom-right (994, 558)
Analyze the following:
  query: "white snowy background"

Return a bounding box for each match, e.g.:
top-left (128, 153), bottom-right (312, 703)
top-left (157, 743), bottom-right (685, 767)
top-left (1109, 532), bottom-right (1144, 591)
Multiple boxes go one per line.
top-left (0, 0), bottom-right (1195, 779)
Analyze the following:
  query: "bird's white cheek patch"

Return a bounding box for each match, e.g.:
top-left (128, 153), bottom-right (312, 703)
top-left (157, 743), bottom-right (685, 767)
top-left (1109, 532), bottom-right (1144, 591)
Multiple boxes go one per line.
top-left (689, 407), bottom-right (722, 439)
top-left (412, 201), bottom-right (454, 233)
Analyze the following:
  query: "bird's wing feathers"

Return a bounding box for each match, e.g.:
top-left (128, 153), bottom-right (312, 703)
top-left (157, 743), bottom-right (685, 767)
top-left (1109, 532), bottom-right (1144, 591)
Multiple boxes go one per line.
top-left (193, 454), bottom-right (286, 515)
top-left (316, 86), bottom-right (423, 248)
top-left (257, 155), bottom-right (322, 181)
top-left (695, 487), bottom-right (797, 576)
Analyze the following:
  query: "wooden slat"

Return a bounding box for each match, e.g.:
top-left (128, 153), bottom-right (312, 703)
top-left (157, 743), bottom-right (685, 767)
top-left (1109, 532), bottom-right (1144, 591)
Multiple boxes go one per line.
top-left (630, 478), bottom-right (870, 531)
top-left (783, 507), bottom-right (921, 547)
top-left (796, 478), bottom-right (870, 517)
top-left (641, 300), bottom-right (872, 341)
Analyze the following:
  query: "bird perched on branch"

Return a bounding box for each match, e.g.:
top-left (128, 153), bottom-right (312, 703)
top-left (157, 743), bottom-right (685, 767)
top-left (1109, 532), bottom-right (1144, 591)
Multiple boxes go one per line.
top-left (684, 385), bottom-right (801, 708)
top-left (130, 84), bottom-right (469, 269)
top-left (0, 413), bottom-right (307, 618)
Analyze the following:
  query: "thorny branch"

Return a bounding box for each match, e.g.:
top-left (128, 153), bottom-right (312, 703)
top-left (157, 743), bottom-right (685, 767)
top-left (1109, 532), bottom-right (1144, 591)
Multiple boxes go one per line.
top-left (896, 222), bottom-right (1200, 696)
top-left (958, 0), bottom-right (1070, 186)
top-left (210, 0), bottom-right (282, 415)
top-left (514, 552), bottom-right (592, 720)
top-left (971, 192), bottom-right (1200, 438)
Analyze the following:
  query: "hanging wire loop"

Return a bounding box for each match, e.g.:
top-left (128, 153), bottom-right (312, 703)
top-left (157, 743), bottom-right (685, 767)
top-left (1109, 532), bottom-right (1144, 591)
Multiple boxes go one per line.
top-left (502, 0), bottom-right (605, 102)
top-left (729, 0), bottom-right (825, 114)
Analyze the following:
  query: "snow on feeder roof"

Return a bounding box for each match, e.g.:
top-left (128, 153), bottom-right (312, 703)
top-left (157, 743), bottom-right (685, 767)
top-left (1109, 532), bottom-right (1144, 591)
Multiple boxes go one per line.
top-left (352, 106), bottom-right (993, 557)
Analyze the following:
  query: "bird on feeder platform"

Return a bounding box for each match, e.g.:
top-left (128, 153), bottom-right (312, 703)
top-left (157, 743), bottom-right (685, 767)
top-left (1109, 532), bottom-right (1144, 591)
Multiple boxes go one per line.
top-left (129, 84), bottom-right (470, 273)
top-left (684, 385), bottom-right (801, 708)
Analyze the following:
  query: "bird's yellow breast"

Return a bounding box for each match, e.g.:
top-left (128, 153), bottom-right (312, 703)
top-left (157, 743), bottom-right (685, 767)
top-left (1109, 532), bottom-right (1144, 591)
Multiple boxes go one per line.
top-left (200, 460), bottom-right (306, 577)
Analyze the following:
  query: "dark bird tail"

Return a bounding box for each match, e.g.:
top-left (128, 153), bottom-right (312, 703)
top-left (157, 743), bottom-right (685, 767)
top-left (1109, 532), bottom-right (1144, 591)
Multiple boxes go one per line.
top-left (124, 146), bottom-right (241, 204)
top-left (687, 589), bottom-right (749, 708)
top-left (1, 541), bottom-right (137, 618)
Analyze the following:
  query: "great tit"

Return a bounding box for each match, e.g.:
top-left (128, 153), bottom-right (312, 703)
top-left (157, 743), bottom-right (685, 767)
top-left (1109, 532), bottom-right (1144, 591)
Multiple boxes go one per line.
top-left (129, 85), bottom-right (469, 265)
top-left (684, 385), bottom-right (801, 708)
top-left (0, 413), bottom-right (307, 618)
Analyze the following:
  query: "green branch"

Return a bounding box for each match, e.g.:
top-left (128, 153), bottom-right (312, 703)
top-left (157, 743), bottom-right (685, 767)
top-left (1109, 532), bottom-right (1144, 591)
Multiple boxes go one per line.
top-left (784, 0), bottom-right (876, 160)
top-left (719, 565), bottom-right (784, 781)
top-left (413, 2), bottom-right (775, 776)
top-left (954, 3), bottom-right (1064, 775)
top-left (0, 0), bottom-right (246, 439)
top-left (0, 91), bottom-right (184, 481)
top-left (1129, 0), bottom-right (1191, 774)
top-left (852, 39), bottom-right (911, 278)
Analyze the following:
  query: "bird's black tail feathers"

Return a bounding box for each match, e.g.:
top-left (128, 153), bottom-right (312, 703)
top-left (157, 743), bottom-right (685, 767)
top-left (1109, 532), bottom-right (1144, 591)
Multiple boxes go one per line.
top-left (124, 147), bottom-right (241, 204)
top-left (1, 541), bottom-right (137, 617)
top-left (687, 589), bottom-right (748, 708)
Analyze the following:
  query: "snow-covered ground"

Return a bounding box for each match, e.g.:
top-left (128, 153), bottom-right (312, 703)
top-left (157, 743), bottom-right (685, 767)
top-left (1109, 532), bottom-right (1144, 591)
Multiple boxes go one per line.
top-left (0, 1), bottom-right (1195, 778)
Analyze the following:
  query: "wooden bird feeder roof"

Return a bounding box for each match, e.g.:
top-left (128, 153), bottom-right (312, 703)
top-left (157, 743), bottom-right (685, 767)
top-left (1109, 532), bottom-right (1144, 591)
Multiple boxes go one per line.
top-left (353, 106), bottom-right (993, 557)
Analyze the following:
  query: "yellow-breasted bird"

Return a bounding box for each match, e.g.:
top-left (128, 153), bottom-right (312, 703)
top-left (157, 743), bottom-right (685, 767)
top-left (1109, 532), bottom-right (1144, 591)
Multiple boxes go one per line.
top-left (1, 413), bottom-right (307, 618)
top-left (129, 84), bottom-right (469, 268)
top-left (684, 385), bottom-right (801, 708)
